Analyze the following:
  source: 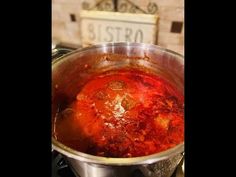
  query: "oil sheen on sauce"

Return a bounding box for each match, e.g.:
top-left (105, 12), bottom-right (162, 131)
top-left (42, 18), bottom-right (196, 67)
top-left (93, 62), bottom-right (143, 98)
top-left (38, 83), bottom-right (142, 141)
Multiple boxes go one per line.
top-left (53, 69), bottom-right (184, 158)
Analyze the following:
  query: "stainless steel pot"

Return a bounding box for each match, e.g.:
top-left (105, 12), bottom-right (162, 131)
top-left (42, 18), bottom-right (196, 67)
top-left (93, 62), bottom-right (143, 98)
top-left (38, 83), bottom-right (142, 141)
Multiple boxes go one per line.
top-left (52, 42), bottom-right (184, 177)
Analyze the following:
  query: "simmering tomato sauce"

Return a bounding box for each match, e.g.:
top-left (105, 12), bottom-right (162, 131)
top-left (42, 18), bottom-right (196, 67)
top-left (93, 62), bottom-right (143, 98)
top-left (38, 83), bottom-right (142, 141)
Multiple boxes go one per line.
top-left (53, 69), bottom-right (184, 158)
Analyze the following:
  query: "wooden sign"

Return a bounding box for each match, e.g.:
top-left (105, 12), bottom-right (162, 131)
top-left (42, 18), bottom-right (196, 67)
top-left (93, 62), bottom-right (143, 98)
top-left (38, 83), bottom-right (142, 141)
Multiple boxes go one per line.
top-left (80, 10), bottom-right (159, 46)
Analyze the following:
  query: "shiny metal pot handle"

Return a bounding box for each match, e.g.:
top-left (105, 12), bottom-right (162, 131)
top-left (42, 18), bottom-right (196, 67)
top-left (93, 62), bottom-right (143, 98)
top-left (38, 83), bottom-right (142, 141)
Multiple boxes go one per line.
top-left (52, 48), bottom-right (74, 61)
top-left (52, 42), bottom-right (82, 61)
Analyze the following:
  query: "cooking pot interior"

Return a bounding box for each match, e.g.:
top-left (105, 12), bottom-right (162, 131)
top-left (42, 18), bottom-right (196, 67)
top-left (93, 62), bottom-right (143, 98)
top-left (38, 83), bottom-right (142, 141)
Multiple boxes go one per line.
top-left (52, 43), bottom-right (184, 125)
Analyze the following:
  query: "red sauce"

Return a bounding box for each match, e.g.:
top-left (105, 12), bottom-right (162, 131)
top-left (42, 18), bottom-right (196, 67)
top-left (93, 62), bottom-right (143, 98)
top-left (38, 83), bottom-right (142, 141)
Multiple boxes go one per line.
top-left (53, 69), bottom-right (184, 158)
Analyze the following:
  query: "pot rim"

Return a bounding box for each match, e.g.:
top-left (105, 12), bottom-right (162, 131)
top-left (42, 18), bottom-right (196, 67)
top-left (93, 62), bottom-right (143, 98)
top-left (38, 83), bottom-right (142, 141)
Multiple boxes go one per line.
top-left (52, 42), bottom-right (184, 66)
top-left (52, 42), bottom-right (184, 166)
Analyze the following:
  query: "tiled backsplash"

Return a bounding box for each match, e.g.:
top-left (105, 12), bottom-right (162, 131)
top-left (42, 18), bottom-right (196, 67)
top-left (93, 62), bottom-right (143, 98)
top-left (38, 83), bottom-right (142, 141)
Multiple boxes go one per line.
top-left (52, 0), bottom-right (184, 55)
